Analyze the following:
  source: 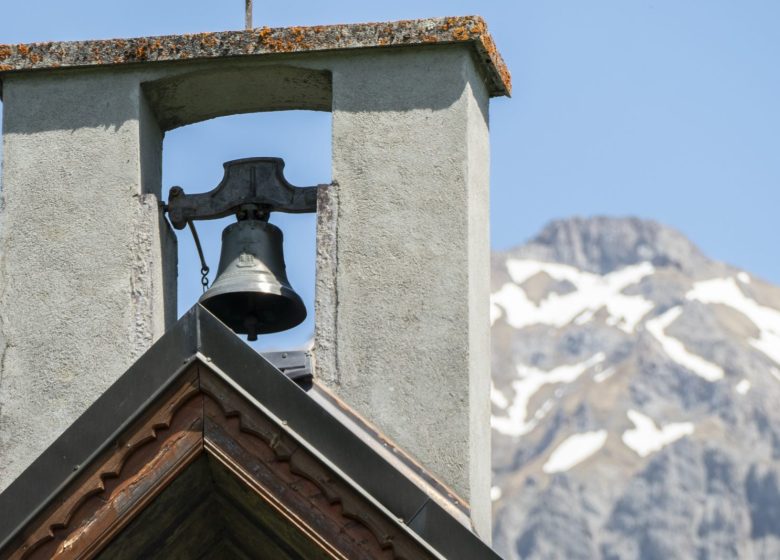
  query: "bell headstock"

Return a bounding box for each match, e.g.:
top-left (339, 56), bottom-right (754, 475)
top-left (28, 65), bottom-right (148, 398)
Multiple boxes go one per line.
top-left (166, 157), bottom-right (323, 229)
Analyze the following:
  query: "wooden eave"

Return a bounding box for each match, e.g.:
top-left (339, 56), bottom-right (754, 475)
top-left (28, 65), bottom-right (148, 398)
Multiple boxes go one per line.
top-left (0, 306), bottom-right (501, 560)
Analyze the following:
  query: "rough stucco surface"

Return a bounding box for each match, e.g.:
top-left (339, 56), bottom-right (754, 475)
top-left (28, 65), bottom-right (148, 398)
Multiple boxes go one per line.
top-left (465, 63), bottom-right (492, 535)
top-left (142, 64), bottom-right (332, 130)
top-left (0, 71), bottom-right (176, 491)
top-left (316, 47), bottom-right (493, 539)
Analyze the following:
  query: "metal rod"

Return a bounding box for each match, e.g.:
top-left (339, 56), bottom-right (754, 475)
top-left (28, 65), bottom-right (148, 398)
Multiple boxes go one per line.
top-left (187, 221), bottom-right (210, 292)
top-left (245, 0), bottom-right (253, 30)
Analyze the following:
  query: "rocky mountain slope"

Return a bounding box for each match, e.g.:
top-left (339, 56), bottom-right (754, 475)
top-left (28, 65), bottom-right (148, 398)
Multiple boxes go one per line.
top-left (490, 217), bottom-right (780, 559)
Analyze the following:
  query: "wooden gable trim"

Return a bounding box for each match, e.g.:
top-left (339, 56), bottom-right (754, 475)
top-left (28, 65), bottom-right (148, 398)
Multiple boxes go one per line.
top-left (1, 363), bottom-right (438, 560)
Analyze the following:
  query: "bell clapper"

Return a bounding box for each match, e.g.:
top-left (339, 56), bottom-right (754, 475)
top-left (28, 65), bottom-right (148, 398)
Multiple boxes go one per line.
top-left (244, 315), bottom-right (259, 342)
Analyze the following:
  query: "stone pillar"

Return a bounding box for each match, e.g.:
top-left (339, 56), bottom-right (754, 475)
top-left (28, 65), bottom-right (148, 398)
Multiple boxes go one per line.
top-left (0, 71), bottom-right (177, 490)
top-left (315, 46), bottom-right (492, 538)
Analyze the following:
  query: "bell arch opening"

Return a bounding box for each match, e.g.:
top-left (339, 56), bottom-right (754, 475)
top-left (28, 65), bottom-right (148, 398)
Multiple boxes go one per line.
top-left (163, 110), bottom-right (330, 351)
top-left (142, 63), bottom-right (331, 351)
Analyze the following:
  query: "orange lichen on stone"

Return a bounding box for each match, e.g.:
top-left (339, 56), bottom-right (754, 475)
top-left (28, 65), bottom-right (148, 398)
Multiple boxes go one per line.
top-left (200, 34), bottom-right (218, 49)
top-left (451, 27), bottom-right (471, 41)
top-left (469, 18), bottom-right (487, 35)
top-left (443, 17), bottom-right (458, 31)
top-left (0, 16), bottom-right (511, 96)
top-left (0, 64), bottom-right (12, 71)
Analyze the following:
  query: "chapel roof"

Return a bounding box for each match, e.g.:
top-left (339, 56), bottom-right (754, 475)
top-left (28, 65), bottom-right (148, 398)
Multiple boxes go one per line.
top-left (0, 305), bottom-right (500, 559)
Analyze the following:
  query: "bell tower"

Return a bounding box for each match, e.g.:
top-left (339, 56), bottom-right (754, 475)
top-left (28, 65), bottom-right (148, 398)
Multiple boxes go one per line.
top-left (0, 17), bottom-right (510, 539)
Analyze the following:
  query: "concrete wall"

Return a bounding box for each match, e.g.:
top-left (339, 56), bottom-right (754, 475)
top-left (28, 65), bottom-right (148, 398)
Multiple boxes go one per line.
top-left (0, 45), bottom-right (492, 539)
top-left (316, 47), bottom-right (492, 538)
top-left (0, 70), bottom-right (177, 491)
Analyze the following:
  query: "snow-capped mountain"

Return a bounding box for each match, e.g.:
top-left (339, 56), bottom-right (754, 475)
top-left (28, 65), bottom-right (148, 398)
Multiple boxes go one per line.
top-left (490, 217), bottom-right (780, 560)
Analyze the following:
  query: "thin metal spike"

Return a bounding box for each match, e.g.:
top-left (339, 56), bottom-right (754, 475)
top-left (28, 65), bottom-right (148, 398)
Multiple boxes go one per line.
top-left (245, 0), bottom-right (253, 30)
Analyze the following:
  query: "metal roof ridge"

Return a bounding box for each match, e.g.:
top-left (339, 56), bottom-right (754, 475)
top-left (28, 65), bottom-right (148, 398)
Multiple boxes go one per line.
top-left (307, 382), bottom-right (473, 525)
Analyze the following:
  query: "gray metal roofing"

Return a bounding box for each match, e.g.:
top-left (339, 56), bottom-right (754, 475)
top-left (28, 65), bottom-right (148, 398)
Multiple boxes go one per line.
top-left (0, 305), bottom-right (501, 559)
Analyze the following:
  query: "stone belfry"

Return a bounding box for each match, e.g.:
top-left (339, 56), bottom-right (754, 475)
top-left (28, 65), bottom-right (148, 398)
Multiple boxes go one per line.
top-left (0, 16), bottom-right (510, 539)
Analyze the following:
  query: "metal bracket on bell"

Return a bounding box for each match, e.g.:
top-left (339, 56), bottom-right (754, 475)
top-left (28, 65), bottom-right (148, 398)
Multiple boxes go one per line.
top-left (166, 157), bottom-right (323, 229)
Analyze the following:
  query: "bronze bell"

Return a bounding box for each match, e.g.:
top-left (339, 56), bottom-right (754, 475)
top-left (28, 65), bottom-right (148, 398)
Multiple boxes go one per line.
top-left (199, 218), bottom-right (306, 340)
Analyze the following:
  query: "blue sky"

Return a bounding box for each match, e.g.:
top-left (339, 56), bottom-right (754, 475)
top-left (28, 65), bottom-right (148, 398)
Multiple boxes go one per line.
top-left (1, 1), bottom-right (778, 350)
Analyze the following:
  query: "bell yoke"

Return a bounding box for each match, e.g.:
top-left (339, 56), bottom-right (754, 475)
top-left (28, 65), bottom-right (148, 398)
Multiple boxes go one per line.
top-left (165, 157), bottom-right (324, 340)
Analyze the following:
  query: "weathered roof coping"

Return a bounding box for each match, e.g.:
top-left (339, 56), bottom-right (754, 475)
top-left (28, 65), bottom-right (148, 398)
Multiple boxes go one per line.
top-left (0, 16), bottom-right (511, 96)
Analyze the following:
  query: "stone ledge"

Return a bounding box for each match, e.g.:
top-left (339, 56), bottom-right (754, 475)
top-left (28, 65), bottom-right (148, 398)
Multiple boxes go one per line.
top-left (0, 15), bottom-right (511, 97)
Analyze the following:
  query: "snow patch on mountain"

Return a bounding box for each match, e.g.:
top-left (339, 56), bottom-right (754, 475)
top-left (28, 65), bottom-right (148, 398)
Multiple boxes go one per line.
top-left (543, 430), bottom-right (608, 473)
top-left (490, 381), bottom-right (510, 410)
top-left (687, 277), bottom-right (780, 365)
top-left (736, 379), bottom-right (751, 395)
top-left (646, 306), bottom-right (725, 381)
top-left (621, 409), bottom-right (694, 458)
top-left (490, 260), bottom-right (655, 332)
top-left (490, 303), bottom-right (503, 325)
top-left (492, 353), bottom-right (605, 437)
top-left (594, 366), bottom-right (616, 383)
